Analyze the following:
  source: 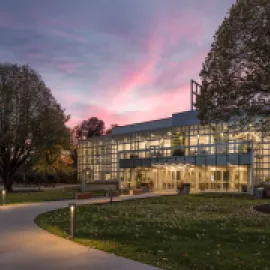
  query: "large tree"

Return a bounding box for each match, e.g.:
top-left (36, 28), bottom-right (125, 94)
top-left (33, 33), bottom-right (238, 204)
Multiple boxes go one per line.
top-left (77, 117), bottom-right (105, 138)
top-left (197, 0), bottom-right (269, 131)
top-left (0, 63), bottom-right (69, 191)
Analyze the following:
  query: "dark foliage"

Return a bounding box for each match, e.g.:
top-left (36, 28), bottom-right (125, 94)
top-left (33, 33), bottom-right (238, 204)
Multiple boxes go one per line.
top-left (197, 0), bottom-right (270, 132)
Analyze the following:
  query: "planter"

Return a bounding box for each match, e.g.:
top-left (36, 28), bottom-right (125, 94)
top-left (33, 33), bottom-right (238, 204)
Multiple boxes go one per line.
top-left (141, 186), bottom-right (151, 193)
top-left (255, 188), bottom-right (265, 199)
top-left (178, 183), bottom-right (191, 195)
top-left (183, 183), bottom-right (191, 194)
top-left (76, 192), bottom-right (93, 200)
top-left (133, 189), bottom-right (142, 195)
top-left (106, 190), bottom-right (120, 197)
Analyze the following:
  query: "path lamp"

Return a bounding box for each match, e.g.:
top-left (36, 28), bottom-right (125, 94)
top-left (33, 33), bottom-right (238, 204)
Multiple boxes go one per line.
top-left (2, 189), bottom-right (6, 205)
top-left (109, 189), bottom-right (113, 204)
top-left (69, 203), bottom-right (76, 239)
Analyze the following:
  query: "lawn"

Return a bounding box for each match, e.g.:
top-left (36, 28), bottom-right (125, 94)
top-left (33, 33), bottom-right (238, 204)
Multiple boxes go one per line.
top-left (35, 194), bottom-right (270, 270)
top-left (2, 189), bottom-right (77, 204)
top-left (1, 189), bottom-right (109, 205)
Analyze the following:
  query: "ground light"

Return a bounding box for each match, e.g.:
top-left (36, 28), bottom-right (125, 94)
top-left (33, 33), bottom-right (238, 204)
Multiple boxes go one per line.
top-left (2, 189), bottom-right (6, 205)
top-left (108, 189), bottom-right (113, 204)
top-left (69, 203), bottom-right (76, 239)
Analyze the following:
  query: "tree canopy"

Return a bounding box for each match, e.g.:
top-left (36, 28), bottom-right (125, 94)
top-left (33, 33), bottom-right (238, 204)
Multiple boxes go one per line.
top-left (0, 63), bottom-right (69, 191)
top-left (77, 117), bottom-right (105, 138)
top-left (197, 0), bottom-right (269, 131)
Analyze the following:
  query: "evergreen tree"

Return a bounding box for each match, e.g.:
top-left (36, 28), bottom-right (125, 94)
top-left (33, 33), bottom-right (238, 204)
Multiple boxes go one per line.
top-left (197, 0), bottom-right (269, 132)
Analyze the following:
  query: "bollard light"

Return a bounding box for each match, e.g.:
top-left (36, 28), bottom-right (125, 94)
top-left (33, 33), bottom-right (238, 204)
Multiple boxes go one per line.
top-left (69, 203), bottom-right (76, 239)
top-left (2, 190), bottom-right (6, 205)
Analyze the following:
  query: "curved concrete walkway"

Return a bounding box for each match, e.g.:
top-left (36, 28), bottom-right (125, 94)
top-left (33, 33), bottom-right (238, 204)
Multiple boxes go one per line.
top-left (0, 193), bottom-right (173, 270)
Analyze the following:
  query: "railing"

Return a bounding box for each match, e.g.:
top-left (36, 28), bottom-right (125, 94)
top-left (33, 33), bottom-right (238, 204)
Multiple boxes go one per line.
top-left (119, 141), bottom-right (253, 159)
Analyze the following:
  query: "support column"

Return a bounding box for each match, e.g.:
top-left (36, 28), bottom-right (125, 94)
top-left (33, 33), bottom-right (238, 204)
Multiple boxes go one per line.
top-left (166, 169), bottom-right (168, 189)
top-left (230, 168), bottom-right (235, 191)
top-left (164, 169), bottom-right (166, 190)
top-left (157, 169), bottom-right (160, 190)
top-left (250, 165), bottom-right (254, 194)
top-left (159, 169), bottom-right (162, 190)
top-left (195, 168), bottom-right (199, 192)
top-left (130, 169), bottom-right (136, 188)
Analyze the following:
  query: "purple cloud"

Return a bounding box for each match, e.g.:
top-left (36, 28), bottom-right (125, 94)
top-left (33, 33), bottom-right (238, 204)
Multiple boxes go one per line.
top-left (0, 0), bottom-right (236, 127)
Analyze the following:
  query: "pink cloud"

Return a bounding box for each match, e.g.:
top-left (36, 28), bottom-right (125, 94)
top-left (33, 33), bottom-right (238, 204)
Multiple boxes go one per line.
top-left (153, 50), bottom-right (206, 90)
top-left (106, 8), bottom-right (206, 107)
top-left (66, 104), bottom-right (130, 128)
top-left (109, 55), bottom-right (159, 106)
top-left (66, 9), bottom-right (207, 128)
top-left (66, 83), bottom-right (191, 128)
top-left (0, 1), bottom-right (235, 132)
top-left (67, 115), bottom-right (82, 128)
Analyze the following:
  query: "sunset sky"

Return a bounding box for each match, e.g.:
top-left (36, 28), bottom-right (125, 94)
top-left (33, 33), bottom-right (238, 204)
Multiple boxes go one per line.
top-left (0, 0), bottom-right (235, 128)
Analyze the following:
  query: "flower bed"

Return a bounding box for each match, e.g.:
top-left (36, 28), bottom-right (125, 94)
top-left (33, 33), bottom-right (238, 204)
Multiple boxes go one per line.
top-left (106, 190), bottom-right (120, 197)
top-left (76, 192), bottom-right (93, 200)
top-left (254, 204), bottom-right (270, 214)
top-left (132, 189), bottom-right (142, 195)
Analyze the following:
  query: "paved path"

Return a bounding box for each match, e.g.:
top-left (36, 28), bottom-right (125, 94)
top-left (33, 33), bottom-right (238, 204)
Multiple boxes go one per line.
top-left (0, 193), bottom-right (174, 270)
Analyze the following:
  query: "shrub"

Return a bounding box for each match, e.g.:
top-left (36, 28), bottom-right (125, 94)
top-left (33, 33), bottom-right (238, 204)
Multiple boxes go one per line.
top-left (58, 171), bottom-right (77, 184)
top-left (255, 181), bottom-right (270, 197)
top-left (26, 172), bottom-right (37, 184)
top-left (37, 173), bottom-right (47, 186)
top-left (13, 172), bottom-right (25, 184)
top-left (47, 173), bottom-right (59, 184)
top-left (262, 181), bottom-right (270, 191)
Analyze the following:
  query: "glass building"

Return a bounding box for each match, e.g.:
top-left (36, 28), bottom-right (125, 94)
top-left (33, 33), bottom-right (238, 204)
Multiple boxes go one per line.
top-left (77, 83), bottom-right (270, 193)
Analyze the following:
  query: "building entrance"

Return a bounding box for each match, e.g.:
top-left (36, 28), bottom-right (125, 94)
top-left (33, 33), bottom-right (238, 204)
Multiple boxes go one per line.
top-left (123, 165), bottom-right (251, 193)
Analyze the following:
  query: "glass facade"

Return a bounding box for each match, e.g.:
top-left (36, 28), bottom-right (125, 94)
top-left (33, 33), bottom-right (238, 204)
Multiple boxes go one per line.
top-left (77, 118), bottom-right (270, 193)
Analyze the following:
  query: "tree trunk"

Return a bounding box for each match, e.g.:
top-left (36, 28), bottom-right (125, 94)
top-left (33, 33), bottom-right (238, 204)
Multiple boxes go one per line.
top-left (0, 148), bottom-right (30, 192)
top-left (2, 173), bottom-right (14, 192)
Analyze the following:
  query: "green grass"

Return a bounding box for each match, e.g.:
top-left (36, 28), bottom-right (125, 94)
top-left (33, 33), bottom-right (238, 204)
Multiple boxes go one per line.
top-left (35, 194), bottom-right (270, 270)
top-left (3, 190), bottom-right (76, 204)
top-left (1, 189), bottom-right (111, 205)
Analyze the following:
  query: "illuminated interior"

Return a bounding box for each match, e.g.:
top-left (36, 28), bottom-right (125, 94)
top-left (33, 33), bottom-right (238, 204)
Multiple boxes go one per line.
top-left (77, 121), bottom-right (270, 193)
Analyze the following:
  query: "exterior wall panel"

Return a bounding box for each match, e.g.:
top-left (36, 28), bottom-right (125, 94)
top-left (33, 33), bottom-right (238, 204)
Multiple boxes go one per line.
top-left (78, 109), bottom-right (269, 193)
top-left (112, 118), bottom-right (172, 136)
top-left (172, 110), bottom-right (200, 127)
